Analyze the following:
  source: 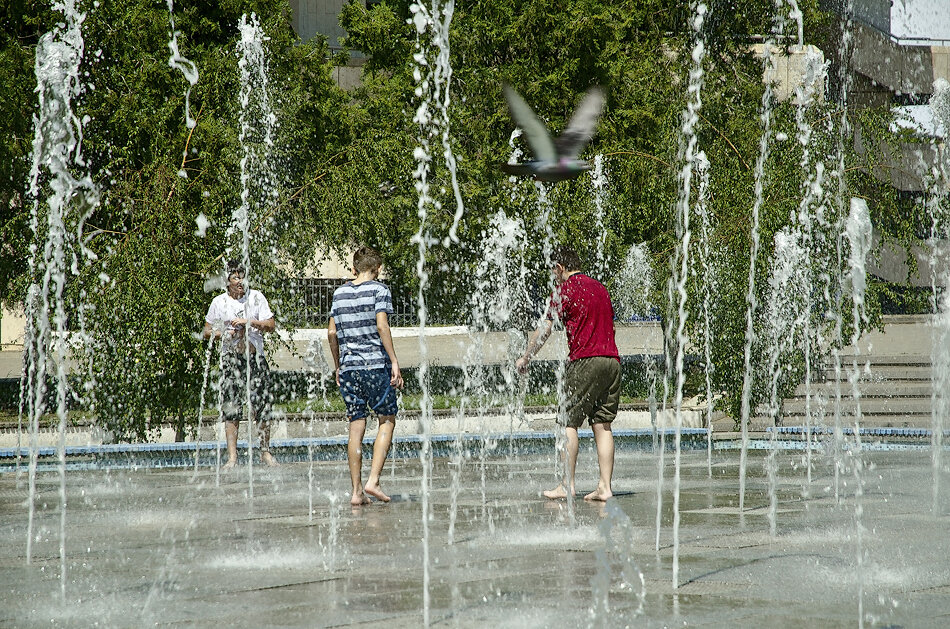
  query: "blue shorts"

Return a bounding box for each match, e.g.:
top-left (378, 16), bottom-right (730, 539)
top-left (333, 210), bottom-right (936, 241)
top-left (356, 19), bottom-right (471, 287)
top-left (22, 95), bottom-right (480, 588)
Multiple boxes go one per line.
top-left (339, 368), bottom-right (398, 421)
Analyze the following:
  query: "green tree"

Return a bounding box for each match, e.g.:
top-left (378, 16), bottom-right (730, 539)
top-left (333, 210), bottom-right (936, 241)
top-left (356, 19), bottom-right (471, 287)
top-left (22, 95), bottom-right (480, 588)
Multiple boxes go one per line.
top-left (1, 0), bottom-right (930, 436)
top-left (2, 0), bottom-right (347, 438)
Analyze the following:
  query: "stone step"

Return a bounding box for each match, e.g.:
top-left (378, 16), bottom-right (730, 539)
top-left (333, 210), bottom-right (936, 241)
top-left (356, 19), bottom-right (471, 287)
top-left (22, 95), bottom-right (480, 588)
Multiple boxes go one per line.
top-left (770, 425), bottom-right (944, 439)
top-left (791, 381), bottom-right (933, 398)
top-left (835, 354), bottom-right (932, 365)
top-left (782, 396), bottom-right (933, 415)
top-left (817, 365), bottom-right (933, 381)
top-left (779, 414), bottom-right (935, 429)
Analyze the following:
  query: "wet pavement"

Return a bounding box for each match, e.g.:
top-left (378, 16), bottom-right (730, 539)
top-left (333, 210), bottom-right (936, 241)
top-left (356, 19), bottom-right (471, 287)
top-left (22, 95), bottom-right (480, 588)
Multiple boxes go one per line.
top-left (1, 445), bottom-right (949, 628)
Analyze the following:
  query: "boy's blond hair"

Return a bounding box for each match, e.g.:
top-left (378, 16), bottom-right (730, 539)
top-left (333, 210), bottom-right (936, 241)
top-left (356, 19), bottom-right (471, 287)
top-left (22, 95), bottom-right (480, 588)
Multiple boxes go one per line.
top-left (353, 246), bottom-right (383, 273)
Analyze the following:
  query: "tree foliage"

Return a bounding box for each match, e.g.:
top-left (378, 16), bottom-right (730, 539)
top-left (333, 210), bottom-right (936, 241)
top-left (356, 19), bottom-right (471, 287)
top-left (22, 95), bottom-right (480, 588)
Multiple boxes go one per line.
top-left (0, 0), bottom-right (932, 434)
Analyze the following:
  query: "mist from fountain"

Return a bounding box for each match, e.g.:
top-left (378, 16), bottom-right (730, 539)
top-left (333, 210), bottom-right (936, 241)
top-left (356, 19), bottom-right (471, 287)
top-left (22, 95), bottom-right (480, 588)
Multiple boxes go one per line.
top-left (15, 0), bottom-right (950, 624)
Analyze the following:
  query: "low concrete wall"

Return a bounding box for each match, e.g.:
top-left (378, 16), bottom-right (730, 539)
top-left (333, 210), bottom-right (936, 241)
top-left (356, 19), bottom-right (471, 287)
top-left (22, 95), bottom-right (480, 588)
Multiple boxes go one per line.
top-left (269, 322), bottom-right (664, 372)
top-left (0, 322), bottom-right (664, 379)
top-left (0, 404), bottom-right (707, 449)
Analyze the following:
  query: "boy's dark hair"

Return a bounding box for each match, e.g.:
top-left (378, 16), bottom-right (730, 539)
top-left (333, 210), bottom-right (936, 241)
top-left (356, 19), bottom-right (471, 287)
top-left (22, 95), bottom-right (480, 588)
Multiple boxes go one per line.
top-left (226, 260), bottom-right (245, 277)
top-left (353, 246), bottom-right (383, 273)
top-left (551, 246), bottom-right (582, 272)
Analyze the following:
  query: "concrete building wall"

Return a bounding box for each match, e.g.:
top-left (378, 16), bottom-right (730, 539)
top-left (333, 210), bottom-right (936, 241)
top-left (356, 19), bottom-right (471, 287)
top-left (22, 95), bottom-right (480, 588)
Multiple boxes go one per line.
top-left (752, 44), bottom-right (826, 104)
top-left (932, 46), bottom-right (950, 83)
top-left (851, 20), bottom-right (935, 96)
top-left (0, 305), bottom-right (25, 350)
top-left (289, 0), bottom-right (349, 49)
top-left (891, 0), bottom-right (950, 44)
top-left (854, 0), bottom-right (891, 35)
top-left (842, 13), bottom-right (949, 195)
top-left (289, 0), bottom-right (366, 91)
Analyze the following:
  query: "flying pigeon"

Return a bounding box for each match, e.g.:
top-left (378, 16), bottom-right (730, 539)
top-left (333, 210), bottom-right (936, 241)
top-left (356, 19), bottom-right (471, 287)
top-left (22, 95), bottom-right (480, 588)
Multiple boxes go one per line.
top-left (500, 84), bottom-right (604, 182)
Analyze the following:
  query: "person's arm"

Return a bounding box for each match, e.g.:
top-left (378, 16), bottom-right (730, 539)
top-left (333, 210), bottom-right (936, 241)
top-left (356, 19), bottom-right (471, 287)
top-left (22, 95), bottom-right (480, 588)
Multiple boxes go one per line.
top-left (376, 311), bottom-right (403, 389)
top-left (233, 292), bottom-right (276, 333)
top-left (515, 319), bottom-right (554, 375)
top-left (203, 300), bottom-right (222, 341)
top-left (328, 316), bottom-right (341, 386)
top-left (248, 317), bottom-right (275, 333)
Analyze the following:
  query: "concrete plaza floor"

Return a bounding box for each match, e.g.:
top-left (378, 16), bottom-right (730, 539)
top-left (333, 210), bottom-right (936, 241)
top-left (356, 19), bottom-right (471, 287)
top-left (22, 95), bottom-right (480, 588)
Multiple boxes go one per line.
top-left (1, 444), bottom-right (949, 628)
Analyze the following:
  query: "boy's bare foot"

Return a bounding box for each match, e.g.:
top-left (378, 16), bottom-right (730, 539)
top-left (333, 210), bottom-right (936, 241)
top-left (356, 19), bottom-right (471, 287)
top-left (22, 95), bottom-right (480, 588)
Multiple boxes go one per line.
top-left (363, 482), bottom-right (391, 502)
top-left (351, 492), bottom-right (371, 506)
top-left (223, 459), bottom-right (237, 471)
top-left (584, 488), bottom-right (613, 502)
top-left (542, 484), bottom-right (575, 500)
top-left (261, 451), bottom-right (279, 467)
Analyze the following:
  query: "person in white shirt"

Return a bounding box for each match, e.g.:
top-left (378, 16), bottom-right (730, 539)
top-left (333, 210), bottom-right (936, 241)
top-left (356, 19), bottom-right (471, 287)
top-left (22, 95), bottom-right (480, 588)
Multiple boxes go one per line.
top-left (203, 261), bottom-right (278, 468)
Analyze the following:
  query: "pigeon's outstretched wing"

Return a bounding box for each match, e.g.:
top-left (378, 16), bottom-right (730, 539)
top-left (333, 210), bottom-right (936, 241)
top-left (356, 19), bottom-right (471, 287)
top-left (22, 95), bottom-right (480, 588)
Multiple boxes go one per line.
top-left (554, 87), bottom-right (604, 159)
top-left (503, 84), bottom-right (557, 163)
top-left (498, 163), bottom-right (538, 177)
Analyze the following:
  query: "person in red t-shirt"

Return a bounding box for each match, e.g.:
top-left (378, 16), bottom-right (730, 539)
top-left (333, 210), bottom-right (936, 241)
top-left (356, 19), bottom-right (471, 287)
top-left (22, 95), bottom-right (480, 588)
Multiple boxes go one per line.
top-left (516, 246), bottom-right (620, 501)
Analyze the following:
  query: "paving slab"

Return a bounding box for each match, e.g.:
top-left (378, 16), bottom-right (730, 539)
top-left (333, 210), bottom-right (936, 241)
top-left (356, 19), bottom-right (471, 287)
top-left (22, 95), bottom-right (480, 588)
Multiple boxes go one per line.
top-left (1, 444), bottom-right (948, 628)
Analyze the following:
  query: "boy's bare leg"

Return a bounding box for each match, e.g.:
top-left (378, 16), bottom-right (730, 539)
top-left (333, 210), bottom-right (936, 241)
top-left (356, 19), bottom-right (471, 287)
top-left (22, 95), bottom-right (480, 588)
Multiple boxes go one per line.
top-left (258, 421), bottom-right (279, 467)
top-left (584, 422), bottom-right (614, 501)
top-left (364, 417), bottom-right (395, 502)
top-left (544, 426), bottom-right (579, 499)
top-left (224, 421), bottom-right (239, 469)
top-left (348, 419), bottom-right (370, 505)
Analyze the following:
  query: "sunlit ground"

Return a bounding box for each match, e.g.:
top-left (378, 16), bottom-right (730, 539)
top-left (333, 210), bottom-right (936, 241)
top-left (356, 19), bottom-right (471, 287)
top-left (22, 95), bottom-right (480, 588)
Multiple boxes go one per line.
top-left (1, 447), bottom-right (948, 627)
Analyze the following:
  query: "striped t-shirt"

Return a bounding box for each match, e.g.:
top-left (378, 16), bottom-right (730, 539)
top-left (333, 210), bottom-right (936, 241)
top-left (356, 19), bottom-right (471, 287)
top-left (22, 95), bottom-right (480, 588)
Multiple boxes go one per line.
top-left (329, 280), bottom-right (395, 372)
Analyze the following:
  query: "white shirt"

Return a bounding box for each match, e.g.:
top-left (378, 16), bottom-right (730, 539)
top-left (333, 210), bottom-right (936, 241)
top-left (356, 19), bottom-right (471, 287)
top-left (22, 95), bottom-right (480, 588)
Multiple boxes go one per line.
top-left (205, 289), bottom-right (274, 354)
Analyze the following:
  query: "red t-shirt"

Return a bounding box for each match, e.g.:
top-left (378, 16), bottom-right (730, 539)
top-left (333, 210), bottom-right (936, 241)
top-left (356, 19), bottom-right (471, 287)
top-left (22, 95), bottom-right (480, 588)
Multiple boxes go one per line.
top-left (547, 273), bottom-right (620, 362)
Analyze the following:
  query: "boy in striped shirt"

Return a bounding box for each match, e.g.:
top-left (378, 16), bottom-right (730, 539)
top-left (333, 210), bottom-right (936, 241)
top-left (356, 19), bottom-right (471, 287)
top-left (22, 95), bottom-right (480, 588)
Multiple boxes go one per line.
top-left (328, 247), bottom-right (404, 505)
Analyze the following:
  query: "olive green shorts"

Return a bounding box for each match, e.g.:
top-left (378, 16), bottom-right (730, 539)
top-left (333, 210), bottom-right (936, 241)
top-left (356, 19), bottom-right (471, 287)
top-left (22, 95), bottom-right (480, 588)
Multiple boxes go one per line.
top-left (562, 356), bottom-right (621, 429)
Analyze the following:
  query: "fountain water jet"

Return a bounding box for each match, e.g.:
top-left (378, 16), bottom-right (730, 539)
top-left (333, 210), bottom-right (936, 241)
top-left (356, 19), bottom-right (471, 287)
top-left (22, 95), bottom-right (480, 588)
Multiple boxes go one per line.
top-left (693, 153), bottom-right (714, 476)
top-left (590, 500), bottom-right (646, 624)
top-left (589, 154), bottom-right (609, 279)
top-left (24, 0), bottom-right (99, 599)
top-left (929, 78), bottom-right (950, 513)
top-left (763, 228), bottom-right (809, 535)
top-left (613, 244), bottom-right (655, 323)
top-left (166, 0), bottom-right (199, 133)
top-left (738, 0), bottom-right (788, 517)
top-left (230, 12), bottom-right (278, 497)
top-left (668, 0), bottom-right (707, 588)
top-left (829, 0), bottom-right (857, 505)
top-left (845, 196), bottom-right (872, 628)
top-left (408, 0), bottom-right (467, 621)
top-left (791, 49), bottom-right (829, 489)
top-left (447, 210), bottom-right (529, 544)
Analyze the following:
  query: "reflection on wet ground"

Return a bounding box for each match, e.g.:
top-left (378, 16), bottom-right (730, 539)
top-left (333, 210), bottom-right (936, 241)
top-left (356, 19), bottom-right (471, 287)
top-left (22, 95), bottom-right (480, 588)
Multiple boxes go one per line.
top-left (1, 448), bottom-right (948, 627)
